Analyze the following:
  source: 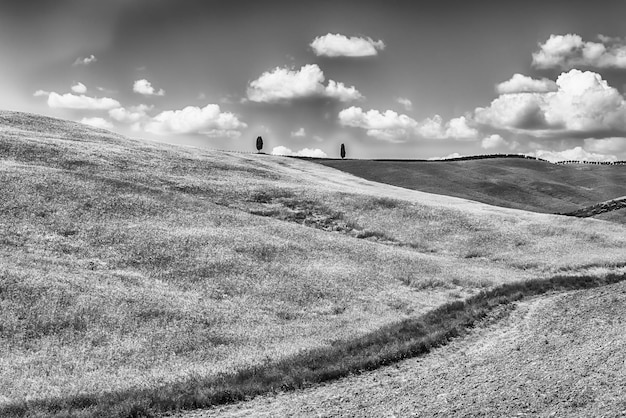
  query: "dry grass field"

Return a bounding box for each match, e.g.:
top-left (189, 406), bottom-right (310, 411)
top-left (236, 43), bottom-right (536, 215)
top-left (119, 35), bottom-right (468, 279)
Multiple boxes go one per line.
top-left (1, 111), bottom-right (625, 417)
top-left (201, 280), bottom-right (626, 417)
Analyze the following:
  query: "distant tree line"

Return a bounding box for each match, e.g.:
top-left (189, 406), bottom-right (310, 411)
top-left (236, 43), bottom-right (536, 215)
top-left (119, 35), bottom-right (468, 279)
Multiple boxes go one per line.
top-left (554, 160), bottom-right (625, 165)
top-left (251, 137), bottom-right (626, 165)
top-left (370, 154), bottom-right (551, 163)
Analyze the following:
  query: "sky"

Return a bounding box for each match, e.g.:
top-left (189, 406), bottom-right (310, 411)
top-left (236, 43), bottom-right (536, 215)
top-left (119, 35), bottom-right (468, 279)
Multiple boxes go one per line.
top-left (2, 0), bottom-right (626, 161)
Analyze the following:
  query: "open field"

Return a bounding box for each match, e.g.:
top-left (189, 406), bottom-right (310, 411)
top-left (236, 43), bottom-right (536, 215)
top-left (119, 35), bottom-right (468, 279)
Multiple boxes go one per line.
top-left (200, 279), bottom-right (626, 418)
top-left (1, 111), bottom-right (626, 417)
top-left (315, 158), bottom-right (626, 224)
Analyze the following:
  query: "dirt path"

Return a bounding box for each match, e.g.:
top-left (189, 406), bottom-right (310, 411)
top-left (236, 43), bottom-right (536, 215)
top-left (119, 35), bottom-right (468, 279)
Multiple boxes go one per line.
top-left (170, 281), bottom-right (626, 417)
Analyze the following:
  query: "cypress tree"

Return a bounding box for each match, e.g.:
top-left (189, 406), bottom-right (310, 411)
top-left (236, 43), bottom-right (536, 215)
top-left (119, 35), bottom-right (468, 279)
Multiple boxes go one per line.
top-left (256, 136), bottom-right (263, 153)
top-left (340, 143), bottom-right (346, 159)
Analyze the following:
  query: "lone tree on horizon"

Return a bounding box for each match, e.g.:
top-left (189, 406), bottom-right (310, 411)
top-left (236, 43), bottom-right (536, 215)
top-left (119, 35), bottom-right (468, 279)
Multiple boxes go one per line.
top-left (256, 136), bottom-right (263, 153)
top-left (340, 143), bottom-right (346, 159)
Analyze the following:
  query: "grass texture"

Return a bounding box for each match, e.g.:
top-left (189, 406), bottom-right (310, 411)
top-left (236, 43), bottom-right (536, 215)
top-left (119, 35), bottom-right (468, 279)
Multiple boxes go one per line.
top-left (3, 272), bottom-right (624, 417)
top-left (316, 158), bottom-right (626, 223)
top-left (1, 110), bottom-right (626, 417)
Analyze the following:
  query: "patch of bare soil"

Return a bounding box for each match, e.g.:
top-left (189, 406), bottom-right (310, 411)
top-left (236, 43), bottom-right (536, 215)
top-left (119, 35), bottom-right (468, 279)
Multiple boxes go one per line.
top-left (173, 281), bottom-right (626, 417)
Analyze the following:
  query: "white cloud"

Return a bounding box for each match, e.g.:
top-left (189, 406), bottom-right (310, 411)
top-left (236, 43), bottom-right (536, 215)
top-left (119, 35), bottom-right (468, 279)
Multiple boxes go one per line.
top-left (546, 70), bottom-right (626, 131)
top-left (44, 92), bottom-right (120, 110)
top-left (324, 80), bottom-right (362, 102)
top-left (271, 146), bottom-right (328, 158)
top-left (144, 104), bottom-right (246, 137)
top-left (532, 34), bottom-right (626, 69)
top-left (73, 54), bottom-right (97, 66)
top-left (583, 137), bottom-right (626, 155)
top-left (133, 79), bottom-right (165, 96)
top-left (80, 117), bottom-right (114, 130)
top-left (247, 64), bottom-right (362, 103)
top-left (475, 92), bottom-right (547, 130)
top-left (291, 127), bottom-right (306, 137)
top-left (97, 86), bottom-right (114, 93)
top-left (109, 104), bottom-right (152, 123)
top-left (339, 107), bottom-right (418, 142)
top-left (71, 82), bottom-right (87, 94)
top-left (338, 107), bottom-right (478, 142)
top-left (443, 116), bottom-right (479, 140)
top-left (481, 134), bottom-right (507, 150)
top-left (310, 33), bottom-right (385, 57)
top-left (271, 146), bottom-right (294, 156)
top-left (396, 97), bottom-right (413, 111)
top-left (427, 153), bottom-right (462, 160)
top-left (496, 74), bottom-right (557, 94)
top-left (33, 90), bottom-right (49, 97)
top-left (476, 69), bottom-right (626, 134)
top-left (530, 147), bottom-right (617, 163)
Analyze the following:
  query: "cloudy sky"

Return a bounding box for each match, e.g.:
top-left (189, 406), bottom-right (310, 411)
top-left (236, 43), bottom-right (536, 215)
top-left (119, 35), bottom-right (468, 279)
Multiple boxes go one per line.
top-left (2, 0), bottom-right (626, 161)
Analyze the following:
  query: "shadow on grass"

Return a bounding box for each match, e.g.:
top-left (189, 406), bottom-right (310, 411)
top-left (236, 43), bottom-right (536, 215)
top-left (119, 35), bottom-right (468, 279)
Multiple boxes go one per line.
top-left (4, 273), bottom-right (626, 418)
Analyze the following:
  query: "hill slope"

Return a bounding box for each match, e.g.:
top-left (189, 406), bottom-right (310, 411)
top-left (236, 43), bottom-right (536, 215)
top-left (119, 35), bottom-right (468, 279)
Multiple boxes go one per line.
top-left (1, 111), bottom-right (625, 417)
top-left (315, 158), bottom-right (626, 223)
top-left (202, 280), bottom-right (626, 418)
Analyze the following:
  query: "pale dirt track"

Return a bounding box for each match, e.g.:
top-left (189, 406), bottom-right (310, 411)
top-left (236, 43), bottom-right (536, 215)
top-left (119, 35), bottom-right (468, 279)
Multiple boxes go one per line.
top-left (171, 281), bottom-right (626, 418)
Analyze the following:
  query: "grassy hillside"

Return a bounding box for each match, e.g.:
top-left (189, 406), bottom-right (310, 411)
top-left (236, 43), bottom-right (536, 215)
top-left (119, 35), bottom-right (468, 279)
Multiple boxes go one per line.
top-left (204, 279), bottom-right (626, 417)
top-left (1, 111), bottom-right (625, 417)
top-left (316, 158), bottom-right (626, 223)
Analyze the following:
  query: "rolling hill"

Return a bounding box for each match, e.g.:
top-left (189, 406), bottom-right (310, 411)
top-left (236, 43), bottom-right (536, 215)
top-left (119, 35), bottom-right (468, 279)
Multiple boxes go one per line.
top-left (315, 158), bottom-right (626, 223)
top-left (1, 111), bottom-right (625, 417)
top-left (203, 279), bottom-right (626, 418)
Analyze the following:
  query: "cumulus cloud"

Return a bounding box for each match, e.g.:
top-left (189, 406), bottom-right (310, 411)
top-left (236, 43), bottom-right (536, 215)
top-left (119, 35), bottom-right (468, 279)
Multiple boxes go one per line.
top-left (547, 70), bottom-right (626, 131)
top-left (481, 134), bottom-right (507, 149)
top-left (496, 74), bottom-right (557, 94)
top-left (271, 146), bottom-right (328, 158)
top-left (442, 116), bottom-right (479, 139)
top-left (475, 92), bottom-right (548, 130)
top-left (396, 97), bottom-right (413, 111)
top-left (338, 107), bottom-right (478, 142)
top-left (33, 90), bottom-right (49, 97)
top-left (247, 64), bottom-right (362, 103)
top-left (109, 104), bottom-right (152, 123)
top-left (133, 79), bottom-right (165, 96)
top-left (530, 147), bottom-right (617, 163)
top-left (71, 82), bottom-right (87, 94)
top-left (427, 153), bottom-right (463, 160)
top-left (476, 69), bottom-right (626, 135)
top-left (583, 137), bottom-right (626, 155)
top-left (532, 34), bottom-right (626, 69)
top-left (324, 79), bottom-right (362, 101)
top-left (339, 107), bottom-right (418, 142)
top-left (144, 104), bottom-right (246, 137)
top-left (291, 127), bottom-right (306, 137)
top-left (73, 54), bottom-right (97, 66)
top-left (80, 117), bottom-right (114, 130)
top-left (310, 33), bottom-right (385, 57)
top-left (42, 92), bottom-right (120, 110)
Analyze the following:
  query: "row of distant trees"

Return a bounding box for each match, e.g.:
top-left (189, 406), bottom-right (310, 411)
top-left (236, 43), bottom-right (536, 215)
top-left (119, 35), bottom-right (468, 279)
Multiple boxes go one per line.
top-left (255, 138), bottom-right (626, 164)
top-left (555, 160), bottom-right (626, 165)
top-left (256, 136), bottom-right (346, 159)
